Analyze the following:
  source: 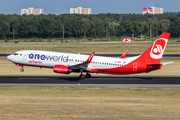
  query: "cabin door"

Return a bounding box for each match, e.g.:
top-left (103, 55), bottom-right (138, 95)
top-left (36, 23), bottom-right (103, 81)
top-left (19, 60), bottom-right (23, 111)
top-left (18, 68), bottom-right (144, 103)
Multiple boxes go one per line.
top-left (23, 52), bottom-right (27, 60)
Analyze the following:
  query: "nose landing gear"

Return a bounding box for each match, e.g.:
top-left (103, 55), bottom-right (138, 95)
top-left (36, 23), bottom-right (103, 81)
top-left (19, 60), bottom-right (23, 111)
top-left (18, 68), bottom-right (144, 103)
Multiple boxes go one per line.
top-left (20, 66), bottom-right (24, 72)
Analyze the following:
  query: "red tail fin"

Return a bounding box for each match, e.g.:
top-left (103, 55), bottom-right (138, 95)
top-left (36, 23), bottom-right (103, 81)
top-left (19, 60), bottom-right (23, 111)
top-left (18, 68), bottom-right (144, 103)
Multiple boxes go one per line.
top-left (137, 32), bottom-right (170, 64)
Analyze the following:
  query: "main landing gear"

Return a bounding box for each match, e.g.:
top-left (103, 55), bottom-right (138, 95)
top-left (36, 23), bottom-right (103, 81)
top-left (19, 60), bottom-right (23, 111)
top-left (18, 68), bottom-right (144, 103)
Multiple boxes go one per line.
top-left (85, 73), bottom-right (91, 78)
top-left (79, 73), bottom-right (91, 79)
top-left (79, 74), bottom-right (85, 79)
top-left (20, 66), bottom-right (24, 72)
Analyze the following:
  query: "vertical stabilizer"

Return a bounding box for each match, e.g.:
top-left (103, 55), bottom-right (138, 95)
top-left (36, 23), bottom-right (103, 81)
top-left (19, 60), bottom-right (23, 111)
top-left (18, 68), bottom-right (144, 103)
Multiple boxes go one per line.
top-left (137, 32), bottom-right (170, 64)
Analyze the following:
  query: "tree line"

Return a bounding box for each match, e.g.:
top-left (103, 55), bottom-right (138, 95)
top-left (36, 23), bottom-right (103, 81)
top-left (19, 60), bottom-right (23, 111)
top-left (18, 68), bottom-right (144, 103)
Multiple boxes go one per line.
top-left (0, 13), bottom-right (180, 39)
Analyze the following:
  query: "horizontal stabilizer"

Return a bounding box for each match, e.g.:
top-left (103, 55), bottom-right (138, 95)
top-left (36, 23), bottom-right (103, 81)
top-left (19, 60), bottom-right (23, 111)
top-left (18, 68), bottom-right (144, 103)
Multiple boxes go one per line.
top-left (146, 61), bottom-right (173, 72)
top-left (160, 62), bottom-right (173, 66)
top-left (147, 62), bottom-right (173, 67)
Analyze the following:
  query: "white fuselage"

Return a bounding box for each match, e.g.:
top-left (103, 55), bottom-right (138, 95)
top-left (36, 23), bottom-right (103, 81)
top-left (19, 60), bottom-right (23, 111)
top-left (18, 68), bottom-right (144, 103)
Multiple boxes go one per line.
top-left (7, 50), bottom-right (139, 71)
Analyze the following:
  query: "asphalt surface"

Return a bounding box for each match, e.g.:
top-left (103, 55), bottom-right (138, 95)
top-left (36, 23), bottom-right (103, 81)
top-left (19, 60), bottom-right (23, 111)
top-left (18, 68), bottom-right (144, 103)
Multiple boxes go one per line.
top-left (0, 76), bottom-right (180, 87)
top-left (0, 54), bottom-right (10, 57)
top-left (1, 54), bottom-right (180, 58)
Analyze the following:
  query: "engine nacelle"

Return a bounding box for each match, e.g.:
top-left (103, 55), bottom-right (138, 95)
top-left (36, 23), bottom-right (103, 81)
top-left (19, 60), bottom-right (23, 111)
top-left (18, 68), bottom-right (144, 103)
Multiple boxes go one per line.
top-left (53, 65), bottom-right (70, 74)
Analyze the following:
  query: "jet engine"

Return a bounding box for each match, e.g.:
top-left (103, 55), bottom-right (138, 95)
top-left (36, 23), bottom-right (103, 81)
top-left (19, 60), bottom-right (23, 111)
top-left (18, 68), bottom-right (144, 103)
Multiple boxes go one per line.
top-left (53, 65), bottom-right (70, 74)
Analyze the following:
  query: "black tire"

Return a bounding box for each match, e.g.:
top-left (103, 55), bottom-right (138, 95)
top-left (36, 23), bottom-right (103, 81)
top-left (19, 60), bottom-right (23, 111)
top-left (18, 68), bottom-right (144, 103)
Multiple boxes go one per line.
top-left (85, 73), bottom-right (91, 78)
top-left (20, 68), bottom-right (24, 72)
top-left (79, 74), bottom-right (85, 79)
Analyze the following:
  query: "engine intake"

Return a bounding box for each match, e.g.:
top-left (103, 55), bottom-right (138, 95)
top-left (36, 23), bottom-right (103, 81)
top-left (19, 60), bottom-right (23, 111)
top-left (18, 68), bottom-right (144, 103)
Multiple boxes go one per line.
top-left (53, 65), bottom-right (70, 74)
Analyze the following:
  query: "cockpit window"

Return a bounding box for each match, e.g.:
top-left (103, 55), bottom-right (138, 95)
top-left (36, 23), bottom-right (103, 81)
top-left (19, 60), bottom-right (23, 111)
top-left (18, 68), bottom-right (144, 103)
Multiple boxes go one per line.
top-left (13, 53), bottom-right (18, 55)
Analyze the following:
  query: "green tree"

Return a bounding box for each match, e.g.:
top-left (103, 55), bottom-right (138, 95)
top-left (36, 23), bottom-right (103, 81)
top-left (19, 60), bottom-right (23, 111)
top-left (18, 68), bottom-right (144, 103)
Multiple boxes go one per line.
top-left (38, 17), bottom-right (51, 38)
top-left (159, 19), bottom-right (170, 34)
top-left (125, 21), bottom-right (135, 34)
top-left (81, 18), bottom-right (91, 37)
top-left (91, 17), bottom-right (104, 37)
top-left (116, 25), bottom-right (126, 36)
top-left (27, 18), bottom-right (39, 38)
top-left (18, 16), bottom-right (28, 38)
top-left (10, 18), bottom-right (19, 38)
top-left (169, 18), bottom-right (180, 37)
top-left (108, 22), bottom-right (120, 36)
top-left (0, 21), bottom-right (9, 39)
top-left (144, 17), bottom-right (159, 37)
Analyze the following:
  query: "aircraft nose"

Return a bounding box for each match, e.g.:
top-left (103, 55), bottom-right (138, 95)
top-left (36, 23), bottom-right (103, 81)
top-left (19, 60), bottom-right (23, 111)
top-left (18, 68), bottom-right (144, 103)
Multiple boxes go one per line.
top-left (7, 55), bottom-right (12, 61)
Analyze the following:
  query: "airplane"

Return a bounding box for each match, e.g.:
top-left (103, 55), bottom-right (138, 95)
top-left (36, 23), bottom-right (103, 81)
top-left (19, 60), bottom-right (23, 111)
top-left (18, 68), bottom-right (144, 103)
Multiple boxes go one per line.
top-left (7, 32), bottom-right (173, 79)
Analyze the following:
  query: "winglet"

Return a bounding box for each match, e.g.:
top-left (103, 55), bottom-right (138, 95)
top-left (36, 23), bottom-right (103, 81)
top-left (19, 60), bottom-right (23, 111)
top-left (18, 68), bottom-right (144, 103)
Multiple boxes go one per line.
top-left (85, 52), bottom-right (95, 63)
top-left (120, 49), bottom-right (129, 59)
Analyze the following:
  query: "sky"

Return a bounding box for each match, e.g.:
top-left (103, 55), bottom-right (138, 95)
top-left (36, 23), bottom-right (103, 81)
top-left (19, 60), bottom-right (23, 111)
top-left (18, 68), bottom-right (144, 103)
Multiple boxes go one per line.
top-left (0, 0), bottom-right (179, 15)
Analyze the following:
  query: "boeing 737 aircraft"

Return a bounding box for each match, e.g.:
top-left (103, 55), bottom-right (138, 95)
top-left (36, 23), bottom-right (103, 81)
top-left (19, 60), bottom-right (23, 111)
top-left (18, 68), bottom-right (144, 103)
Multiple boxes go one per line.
top-left (7, 32), bottom-right (173, 79)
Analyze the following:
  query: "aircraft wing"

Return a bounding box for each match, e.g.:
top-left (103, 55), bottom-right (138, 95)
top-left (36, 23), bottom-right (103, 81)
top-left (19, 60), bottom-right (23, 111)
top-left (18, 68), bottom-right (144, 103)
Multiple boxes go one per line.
top-left (69, 52), bottom-right (95, 70)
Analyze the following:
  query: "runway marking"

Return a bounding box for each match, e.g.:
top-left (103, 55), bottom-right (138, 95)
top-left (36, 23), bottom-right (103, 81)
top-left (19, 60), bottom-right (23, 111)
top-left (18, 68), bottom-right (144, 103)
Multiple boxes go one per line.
top-left (18, 78), bottom-right (48, 80)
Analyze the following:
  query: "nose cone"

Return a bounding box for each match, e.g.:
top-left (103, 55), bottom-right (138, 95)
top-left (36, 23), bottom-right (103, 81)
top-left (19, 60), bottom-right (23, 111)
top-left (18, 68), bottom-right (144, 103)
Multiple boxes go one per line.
top-left (7, 55), bottom-right (12, 61)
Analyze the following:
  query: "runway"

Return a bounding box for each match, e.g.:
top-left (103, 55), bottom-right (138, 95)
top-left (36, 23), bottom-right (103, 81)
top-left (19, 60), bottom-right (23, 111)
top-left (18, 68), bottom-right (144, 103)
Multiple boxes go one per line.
top-left (0, 76), bottom-right (180, 87)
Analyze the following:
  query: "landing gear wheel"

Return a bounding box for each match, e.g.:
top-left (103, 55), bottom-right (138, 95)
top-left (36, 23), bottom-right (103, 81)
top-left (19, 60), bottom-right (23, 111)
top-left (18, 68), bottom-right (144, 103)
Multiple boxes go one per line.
top-left (79, 74), bottom-right (85, 79)
top-left (20, 68), bottom-right (24, 72)
top-left (85, 73), bottom-right (91, 78)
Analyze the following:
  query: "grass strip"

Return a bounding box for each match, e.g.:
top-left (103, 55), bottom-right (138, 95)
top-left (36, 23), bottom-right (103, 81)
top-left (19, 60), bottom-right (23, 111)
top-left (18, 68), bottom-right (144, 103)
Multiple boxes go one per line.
top-left (0, 86), bottom-right (179, 119)
top-left (0, 42), bottom-right (180, 54)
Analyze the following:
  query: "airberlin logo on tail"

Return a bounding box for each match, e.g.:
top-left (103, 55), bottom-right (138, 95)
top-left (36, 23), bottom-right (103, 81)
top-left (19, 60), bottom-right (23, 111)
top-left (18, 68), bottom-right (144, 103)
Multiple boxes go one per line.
top-left (153, 44), bottom-right (163, 54)
top-left (150, 38), bottom-right (167, 59)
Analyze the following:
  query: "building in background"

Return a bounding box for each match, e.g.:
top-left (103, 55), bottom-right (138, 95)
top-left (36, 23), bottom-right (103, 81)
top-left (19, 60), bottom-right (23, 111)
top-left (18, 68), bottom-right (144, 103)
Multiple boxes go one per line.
top-left (143, 8), bottom-right (152, 14)
top-left (143, 5), bottom-right (164, 15)
top-left (151, 5), bottom-right (164, 14)
top-left (70, 7), bottom-right (92, 14)
top-left (21, 7), bottom-right (43, 15)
